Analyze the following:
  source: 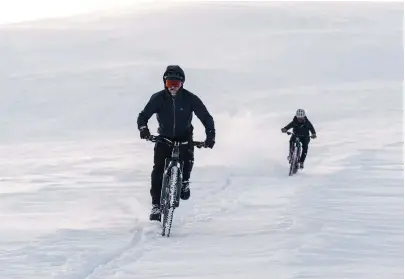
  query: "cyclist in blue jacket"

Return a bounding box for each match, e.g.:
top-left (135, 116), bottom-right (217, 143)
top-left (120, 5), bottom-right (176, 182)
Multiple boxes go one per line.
top-left (281, 109), bottom-right (317, 169)
top-left (137, 65), bottom-right (216, 221)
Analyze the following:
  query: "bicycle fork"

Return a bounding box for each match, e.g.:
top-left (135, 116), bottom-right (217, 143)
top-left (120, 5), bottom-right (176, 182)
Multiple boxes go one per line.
top-left (163, 159), bottom-right (184, 208)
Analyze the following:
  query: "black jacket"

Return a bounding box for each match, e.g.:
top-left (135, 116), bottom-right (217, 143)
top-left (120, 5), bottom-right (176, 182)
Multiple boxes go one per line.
top-left (283, 116), bottom-right (316, 137)
top-left (137, 88), bottom-right (215, 140)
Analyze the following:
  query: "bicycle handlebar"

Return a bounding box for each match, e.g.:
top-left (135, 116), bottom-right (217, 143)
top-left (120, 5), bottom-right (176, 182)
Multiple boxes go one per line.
top-left (285, 131), bottom-right (316, 138)
top-left (146, 135), bottom-right (207, 148)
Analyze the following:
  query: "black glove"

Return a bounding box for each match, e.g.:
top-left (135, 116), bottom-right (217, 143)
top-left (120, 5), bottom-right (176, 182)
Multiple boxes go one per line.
top-left (281, 128), bottom-right (287, 133)
top-left (140, 127), bottom-right (150, 139)
top-left (311, 134), bottom-right (317, 139)
top-left (204, 137), bottom-right (215, 148)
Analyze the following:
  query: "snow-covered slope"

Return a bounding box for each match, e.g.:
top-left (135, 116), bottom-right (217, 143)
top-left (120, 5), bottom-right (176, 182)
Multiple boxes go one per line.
top-left (0, 2), bottom-right (402, 279)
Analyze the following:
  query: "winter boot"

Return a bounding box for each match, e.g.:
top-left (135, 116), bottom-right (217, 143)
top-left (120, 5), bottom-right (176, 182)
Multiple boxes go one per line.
top-left (180, 181), bottom-right (190, 200)
top-left (149, 204), bottom-right (161, 221)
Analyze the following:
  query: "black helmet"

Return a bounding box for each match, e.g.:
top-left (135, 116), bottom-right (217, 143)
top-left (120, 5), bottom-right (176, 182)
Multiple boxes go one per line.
top-left (163, 65), bottom-right (185, 83)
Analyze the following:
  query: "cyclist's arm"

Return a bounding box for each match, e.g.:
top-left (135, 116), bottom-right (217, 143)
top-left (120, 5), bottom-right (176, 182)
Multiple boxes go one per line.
top-left (283, 121), bottom-right (294, 130)
top-left (137, 93), bottom-right (160, 130)
top-left (307, 120), bottom-right (316, 135)
top-left (191, 94), bottom-right (215, 139)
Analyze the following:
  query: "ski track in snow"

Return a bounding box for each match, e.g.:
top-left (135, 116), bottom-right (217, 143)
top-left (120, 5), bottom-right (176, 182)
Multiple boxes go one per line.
top-left (79, 175), bottom-right (234, 279)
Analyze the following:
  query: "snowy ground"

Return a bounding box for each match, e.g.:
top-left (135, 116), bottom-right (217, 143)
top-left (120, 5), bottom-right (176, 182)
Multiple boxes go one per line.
top-left (0, 2), bottom-right (403, 279)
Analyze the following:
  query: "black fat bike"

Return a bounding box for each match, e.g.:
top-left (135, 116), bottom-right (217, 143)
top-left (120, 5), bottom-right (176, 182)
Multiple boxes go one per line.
top-left (147, 135), bottom-right (206, 237)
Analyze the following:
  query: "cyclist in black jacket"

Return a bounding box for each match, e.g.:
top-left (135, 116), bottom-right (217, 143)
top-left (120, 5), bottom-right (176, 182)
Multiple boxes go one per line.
top-left (137, 65), bottom-right (215, 221)
top-left (281, 109), bottom-right (317, 169)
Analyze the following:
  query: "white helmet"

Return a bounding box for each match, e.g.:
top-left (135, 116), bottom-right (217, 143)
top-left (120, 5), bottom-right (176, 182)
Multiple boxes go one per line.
top-left (296, 109), bottom-right (306, 118)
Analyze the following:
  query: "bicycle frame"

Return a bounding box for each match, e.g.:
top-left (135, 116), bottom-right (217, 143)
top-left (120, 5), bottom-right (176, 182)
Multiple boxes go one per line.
top-left (151, 136), bottom-right (204, 208)
top-left (162, 139), bottom-right (187, 184)
top-left (161, 139), bottom-right (189, 210)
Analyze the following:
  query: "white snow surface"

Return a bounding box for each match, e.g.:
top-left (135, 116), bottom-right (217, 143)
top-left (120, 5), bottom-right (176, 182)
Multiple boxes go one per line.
top-left (0, 2), bottom-right (403, 279)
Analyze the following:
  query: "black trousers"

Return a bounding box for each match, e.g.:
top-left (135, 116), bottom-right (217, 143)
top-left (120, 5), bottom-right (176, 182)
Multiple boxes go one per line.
top-left (150, 140), bottom-right (194, 205)
top-left (289, 135), bottom-right (310, 163)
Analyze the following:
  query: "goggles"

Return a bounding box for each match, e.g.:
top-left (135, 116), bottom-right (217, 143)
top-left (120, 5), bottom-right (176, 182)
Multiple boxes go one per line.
top-left (165, 79), bottom-right (182, 88)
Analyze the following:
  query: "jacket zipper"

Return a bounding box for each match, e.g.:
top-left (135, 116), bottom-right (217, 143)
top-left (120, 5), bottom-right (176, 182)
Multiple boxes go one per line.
top-left (172, 97), bottom-right (176, 137)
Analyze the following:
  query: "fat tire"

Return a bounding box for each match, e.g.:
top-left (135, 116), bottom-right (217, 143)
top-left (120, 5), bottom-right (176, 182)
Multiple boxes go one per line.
top-left (161, 166), bottom-right (179, 237)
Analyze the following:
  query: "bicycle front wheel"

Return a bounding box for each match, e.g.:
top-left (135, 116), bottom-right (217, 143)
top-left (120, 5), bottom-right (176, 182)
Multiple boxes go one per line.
top-left (289, 147), bottom-right (297, 176)
top-left (161, 165), bottom-right (179, 237)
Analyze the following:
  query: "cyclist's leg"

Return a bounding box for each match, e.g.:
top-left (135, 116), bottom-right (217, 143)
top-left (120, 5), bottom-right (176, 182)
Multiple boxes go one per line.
top-left (151, 141), bottom-right (172, 206)
top-left (180, 145), bottom-right (194, 182)
top-left (299, 137), bottom-right (310, 164)
top-left (179, 142), bottom-right (194, 200)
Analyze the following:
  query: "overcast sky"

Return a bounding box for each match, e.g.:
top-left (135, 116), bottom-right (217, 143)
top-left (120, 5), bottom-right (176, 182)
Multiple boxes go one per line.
top-left (0, 0), bottom-right (270, 25)
top-left (0, 0), bottom-right (163, 25)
